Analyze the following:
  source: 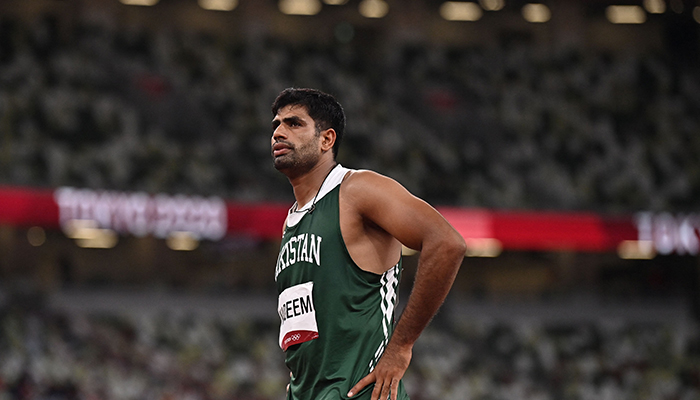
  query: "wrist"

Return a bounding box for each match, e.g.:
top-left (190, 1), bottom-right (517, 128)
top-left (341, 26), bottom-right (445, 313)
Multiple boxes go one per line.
top-left (387, 336), bottom-right (414, 353)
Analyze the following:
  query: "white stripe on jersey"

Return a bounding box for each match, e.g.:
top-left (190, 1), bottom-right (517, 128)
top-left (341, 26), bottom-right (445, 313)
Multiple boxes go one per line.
top-left (369, 263), bottom-right (400, 372)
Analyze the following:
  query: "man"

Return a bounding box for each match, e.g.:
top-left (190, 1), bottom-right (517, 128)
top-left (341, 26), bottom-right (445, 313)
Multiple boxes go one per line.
top-left (271, 88), bottom-right (466, 400)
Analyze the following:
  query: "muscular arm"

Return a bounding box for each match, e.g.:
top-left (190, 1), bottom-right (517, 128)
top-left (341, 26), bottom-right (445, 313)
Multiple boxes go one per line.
top-left (344, 171), bottom-right (466, 400)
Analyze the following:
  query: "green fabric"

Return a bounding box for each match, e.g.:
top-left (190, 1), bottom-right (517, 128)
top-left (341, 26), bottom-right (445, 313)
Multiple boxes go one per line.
top-left (276, 184), bottom-right (409, 400)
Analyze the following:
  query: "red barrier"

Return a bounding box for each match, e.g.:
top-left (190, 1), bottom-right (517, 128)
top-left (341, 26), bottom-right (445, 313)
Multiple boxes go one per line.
top-left (0, 186), bottom-right (693, 254)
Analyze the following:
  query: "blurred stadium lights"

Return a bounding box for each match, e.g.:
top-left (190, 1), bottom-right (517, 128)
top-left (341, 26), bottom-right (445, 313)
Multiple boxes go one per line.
top-left (359, 0), bottom-right (389, 18)
top-left (324, 0), bottom-right (349, 4)
top-left (198, 0), bottom-right (238, 11)
top-left (643, 0), bottom-right (666, 14)
top-left (522, 3), bottom-right (551, 23)
top-left (63, 219), bottom-right (99, 240)
top-left (27, 227), bottom-right (46, 247)
top-left (166, 231), bottom-right (200, 251)
top-left (279, 0), bottom-right (322, 15)
top-left (606, 5), bottom-right (647, 23)
top-left (63, 219), bottom-right (119, 249)
top-left (403, 238), bottom-right (502, 257)
top-left (401, 245), bottom-right (418, 256)
top-left (119, 0), bottom-right (159, 6)
top-left (465, 238), bottom-right (503, 257)
top-left (76, 230), bottom-right (118, 249)
top-left (439, 2), bottom-right (484, 21)
top-left (479, 0), bottom-right (505, 12)
top-left (669, 0), bottom-right (684, 13)
top-left (617, 240), bottom-right (656, 259)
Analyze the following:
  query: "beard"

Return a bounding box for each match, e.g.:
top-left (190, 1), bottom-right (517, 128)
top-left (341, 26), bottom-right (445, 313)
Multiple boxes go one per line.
top-left (272, 137), bottom-right (322, 177)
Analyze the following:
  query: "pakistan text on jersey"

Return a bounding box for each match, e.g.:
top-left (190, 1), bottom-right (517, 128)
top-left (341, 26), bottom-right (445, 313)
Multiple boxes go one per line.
top-left (278, 294), bottom-right (314, 322)
top-left (275, 233), bottom-right (322, 280)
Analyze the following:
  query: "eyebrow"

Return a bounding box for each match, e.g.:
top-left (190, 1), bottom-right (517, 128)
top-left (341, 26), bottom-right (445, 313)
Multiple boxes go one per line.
top-left (272, 115), bottom-right (305, 128)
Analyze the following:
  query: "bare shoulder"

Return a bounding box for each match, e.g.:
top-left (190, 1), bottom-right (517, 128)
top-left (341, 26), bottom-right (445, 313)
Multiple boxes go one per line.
top-left (340, 169), bottom-right (420, 217)
top-left (341, 169), bottom-right (405, 198)
top-left (340, 168), bottom-right (464, 253)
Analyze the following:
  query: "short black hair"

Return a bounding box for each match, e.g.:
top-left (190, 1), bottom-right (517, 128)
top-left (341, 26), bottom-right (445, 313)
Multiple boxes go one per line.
top-left (271, 88), bottom-right (345, 158)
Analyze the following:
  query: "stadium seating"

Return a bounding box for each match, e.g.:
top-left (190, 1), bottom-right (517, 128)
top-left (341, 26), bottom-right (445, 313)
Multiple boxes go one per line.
top-left (0, 300), bottom-right (697, 400)
top-left (0, 14), bottom-right (698, 212)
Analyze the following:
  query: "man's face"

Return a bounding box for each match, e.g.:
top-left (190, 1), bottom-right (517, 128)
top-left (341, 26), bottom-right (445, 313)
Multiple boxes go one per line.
top-left (271, 104), bottom-right (322, 174)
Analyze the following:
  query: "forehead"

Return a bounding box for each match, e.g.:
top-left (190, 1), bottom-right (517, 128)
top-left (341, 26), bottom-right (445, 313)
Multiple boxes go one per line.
top-left (274, 104), bottom-right (312, 120)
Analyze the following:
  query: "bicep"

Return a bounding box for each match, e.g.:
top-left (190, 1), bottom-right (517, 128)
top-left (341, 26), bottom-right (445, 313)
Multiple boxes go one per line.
top-left (350, 173), bottom-right (457, 251)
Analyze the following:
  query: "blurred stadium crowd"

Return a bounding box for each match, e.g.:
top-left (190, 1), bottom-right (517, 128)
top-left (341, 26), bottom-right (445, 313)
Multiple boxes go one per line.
top-left (1, 7), bottom-right (700, 400)
top-left (0, 301), bottom-right (698, 400)
top-left (0, 12), bottom-right (698, 212)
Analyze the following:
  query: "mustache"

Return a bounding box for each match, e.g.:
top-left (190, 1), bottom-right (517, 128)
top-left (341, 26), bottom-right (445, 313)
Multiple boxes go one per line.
top-left (273, 140), bottom-right (294, 149)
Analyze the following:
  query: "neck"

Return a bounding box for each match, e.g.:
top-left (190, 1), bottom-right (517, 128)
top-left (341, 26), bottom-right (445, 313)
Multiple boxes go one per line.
top-left (289, 158), bottom-right (338, 208)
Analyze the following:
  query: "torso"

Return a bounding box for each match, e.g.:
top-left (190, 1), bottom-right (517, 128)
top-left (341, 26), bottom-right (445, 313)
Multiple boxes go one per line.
top-left (287, 166), bottom-right (403, 276)
top-left (276, 164), bottom-right (408, 400)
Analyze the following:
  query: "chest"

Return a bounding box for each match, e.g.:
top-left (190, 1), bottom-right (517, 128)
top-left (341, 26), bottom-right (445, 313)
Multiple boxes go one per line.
top-left (275, 194), bottom-right (343, 285)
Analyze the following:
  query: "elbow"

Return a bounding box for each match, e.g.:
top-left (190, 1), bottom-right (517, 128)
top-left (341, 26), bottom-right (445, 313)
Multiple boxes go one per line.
top-left (447, 230), bottom-right (467, 261)
top-left (456, 235), bottom-right (468, 260)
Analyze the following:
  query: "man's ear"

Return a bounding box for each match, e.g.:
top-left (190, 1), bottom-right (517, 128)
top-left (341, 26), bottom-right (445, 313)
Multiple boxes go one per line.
top-left (320, 128), bottom-right (336, 153)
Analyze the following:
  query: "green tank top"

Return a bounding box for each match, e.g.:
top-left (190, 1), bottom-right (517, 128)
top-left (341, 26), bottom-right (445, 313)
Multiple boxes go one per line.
top-left (275, 165), bottom-right (409, 400)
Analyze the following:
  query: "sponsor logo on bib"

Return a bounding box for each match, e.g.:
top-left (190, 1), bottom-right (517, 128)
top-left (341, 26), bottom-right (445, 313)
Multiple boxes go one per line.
top-left (278, 281), bottom-right (319, 351)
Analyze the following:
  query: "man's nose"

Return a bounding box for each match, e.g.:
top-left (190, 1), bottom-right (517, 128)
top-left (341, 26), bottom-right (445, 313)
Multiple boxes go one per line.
top-left (272, 126), bottom-right (286, 141)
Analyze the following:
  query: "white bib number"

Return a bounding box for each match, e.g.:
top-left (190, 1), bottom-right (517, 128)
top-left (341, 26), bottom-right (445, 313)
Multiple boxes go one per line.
top-left (278, 281), bottom-right (319, 351)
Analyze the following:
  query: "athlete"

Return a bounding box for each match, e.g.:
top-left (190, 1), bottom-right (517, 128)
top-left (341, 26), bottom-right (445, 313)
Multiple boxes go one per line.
top-left (271, 88), bottom-right (466, 400)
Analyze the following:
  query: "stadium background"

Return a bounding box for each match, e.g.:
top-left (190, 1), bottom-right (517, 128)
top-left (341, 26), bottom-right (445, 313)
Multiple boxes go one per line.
top-left (0, 0), bottom-right (699, 399)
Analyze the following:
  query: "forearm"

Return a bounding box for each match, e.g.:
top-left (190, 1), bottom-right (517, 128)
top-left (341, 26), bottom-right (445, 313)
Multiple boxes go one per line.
top-left (389, 233), bottom-right (466, 349)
